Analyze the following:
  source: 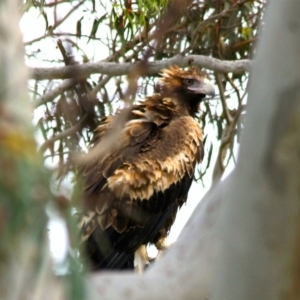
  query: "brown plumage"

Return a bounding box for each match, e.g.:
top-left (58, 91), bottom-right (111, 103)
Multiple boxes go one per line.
top-left (79, 66), bottom-right (215, 270)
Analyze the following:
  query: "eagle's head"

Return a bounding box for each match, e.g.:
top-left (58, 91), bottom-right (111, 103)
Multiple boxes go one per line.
top-left (159, 65), bottom-right (215, 115)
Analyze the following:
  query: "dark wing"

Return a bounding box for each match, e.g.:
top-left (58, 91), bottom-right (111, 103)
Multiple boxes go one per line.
top-left (79, 98), bottom-right (203, 270)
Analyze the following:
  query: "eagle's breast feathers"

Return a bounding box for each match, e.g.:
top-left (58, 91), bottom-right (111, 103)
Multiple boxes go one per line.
top-left (107, 116), bottom-right (203, 199)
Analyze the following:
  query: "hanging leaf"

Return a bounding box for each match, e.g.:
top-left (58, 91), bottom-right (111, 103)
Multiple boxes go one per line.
top-left (76, 16), bottom-right (83, 39)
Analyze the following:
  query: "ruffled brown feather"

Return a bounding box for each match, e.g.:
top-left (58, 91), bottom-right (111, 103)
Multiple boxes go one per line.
top-left (79, 65), bottom-right (213, 270)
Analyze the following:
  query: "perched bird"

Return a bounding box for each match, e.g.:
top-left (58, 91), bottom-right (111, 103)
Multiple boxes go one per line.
top-left (79, 65), bottom-right (215, 271)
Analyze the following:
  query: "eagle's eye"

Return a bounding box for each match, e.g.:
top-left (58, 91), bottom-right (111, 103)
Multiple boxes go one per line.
top-left (183, 78), bottom-right (194, 86)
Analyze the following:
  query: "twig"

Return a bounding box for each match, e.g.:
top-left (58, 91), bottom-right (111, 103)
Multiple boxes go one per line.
top-left (224, 73), bottom-right (242, 105)
top-left (24, 0), bottom-right (85, 46)
top-left (215, 73), bottom-right (233, 124)
top-left (89, 76), bottom-right (111, 100)
top-left (212, 103), bottom-right (245, 183)
top-left (34, 79), bottom-right (74, 108)
top-left (39, 115), bottom-right (87, 153)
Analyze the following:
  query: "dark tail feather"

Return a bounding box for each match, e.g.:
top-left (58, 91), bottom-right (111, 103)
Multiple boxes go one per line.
top-left (101, 251), bottom-right (134, 270)
top-left (85, 232), bottom-right (134, 271)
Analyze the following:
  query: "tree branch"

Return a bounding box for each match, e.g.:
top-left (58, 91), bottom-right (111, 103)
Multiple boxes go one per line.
top-left (29, 55), bottom-right (250, 80)
top-left (34, 79), bottom-right (75, 108)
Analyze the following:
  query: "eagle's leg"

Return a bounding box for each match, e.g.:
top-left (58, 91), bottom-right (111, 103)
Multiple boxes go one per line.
top-left (155, 237), bottom-right (172, 260)
top-left (134, 245), bottom-right (149, 273)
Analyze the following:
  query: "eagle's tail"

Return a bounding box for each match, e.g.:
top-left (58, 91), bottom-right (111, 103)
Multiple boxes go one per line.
top-left (102, 251), bottom-right (134, 270)
top-left (79, 211), bottom-right (134, 270)
top-left (85, 230), bottom-right (134, 270)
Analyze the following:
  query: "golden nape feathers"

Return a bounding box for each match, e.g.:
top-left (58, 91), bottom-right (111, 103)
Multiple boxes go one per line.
top-left (159, 66), bottom-right (215, 98)
top-left (159, 65), bottom-right (208, 87)
top-left (78, 65), bottom-right (215, 271)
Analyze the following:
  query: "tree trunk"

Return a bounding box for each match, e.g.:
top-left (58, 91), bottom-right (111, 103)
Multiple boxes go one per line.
top-left (214, 1), bottom-right (300, 299)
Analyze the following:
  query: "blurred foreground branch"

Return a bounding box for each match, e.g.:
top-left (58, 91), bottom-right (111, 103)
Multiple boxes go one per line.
top-left (0, 1), bottom-right (64, 299)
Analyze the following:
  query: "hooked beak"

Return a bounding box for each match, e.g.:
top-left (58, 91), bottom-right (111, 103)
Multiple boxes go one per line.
top-left (188, 78), bottom-right (215, 99)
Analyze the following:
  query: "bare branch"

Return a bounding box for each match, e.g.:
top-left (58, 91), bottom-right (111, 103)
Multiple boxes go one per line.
top-left (29, 55), bottom-right (250, 80)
